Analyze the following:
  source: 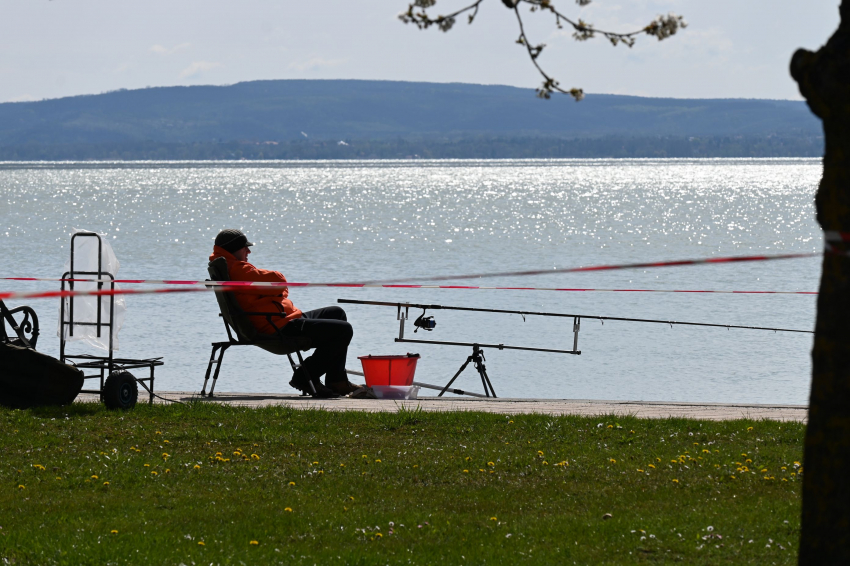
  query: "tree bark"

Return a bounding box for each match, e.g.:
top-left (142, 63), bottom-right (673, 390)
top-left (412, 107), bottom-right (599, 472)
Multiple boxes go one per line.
top-left (790, 2), bottom-right (850, 564)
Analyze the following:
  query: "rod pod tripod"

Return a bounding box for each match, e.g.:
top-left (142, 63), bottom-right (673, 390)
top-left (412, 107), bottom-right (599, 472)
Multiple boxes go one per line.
top-left (438, 344), bottom-right (497, 398)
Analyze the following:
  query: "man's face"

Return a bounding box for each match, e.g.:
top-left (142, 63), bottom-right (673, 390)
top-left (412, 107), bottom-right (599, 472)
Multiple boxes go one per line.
top-left (233, 246), bottom-right (251, 262)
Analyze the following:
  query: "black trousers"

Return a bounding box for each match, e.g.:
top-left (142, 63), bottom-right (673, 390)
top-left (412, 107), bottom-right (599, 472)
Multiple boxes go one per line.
top-left (280, 306), bottom-right (353, 384)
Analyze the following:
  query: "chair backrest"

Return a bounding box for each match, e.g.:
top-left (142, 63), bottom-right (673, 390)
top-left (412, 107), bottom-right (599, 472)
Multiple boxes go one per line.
top-left (208, 257), bottom-right (261, 343)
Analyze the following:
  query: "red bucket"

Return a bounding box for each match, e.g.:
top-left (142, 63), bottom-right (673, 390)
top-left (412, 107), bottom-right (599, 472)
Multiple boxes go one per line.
top-left (358, 354), bottom-right (420, 387)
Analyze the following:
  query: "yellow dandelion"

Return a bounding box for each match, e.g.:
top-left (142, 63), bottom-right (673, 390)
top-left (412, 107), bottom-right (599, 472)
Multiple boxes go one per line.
top-left (761, 468), bottom-right (768, 473)
top-left (198, 541), bottom-right (205, 546)
top-left (216, 452), bottom-right (222, 457)
top-left (289, 481), bottom-right (296, 486)
top-left (656, 457), bottom-right (661, 462)
top-left (111, 530), bottom-right (118, 534)
top-left (194, 465), bottom-right (201, 470)
top-left (362, 455), bottom-right (368, 458)
top-left (155, 431), bottom-right (161, 435)
top-left (164, 440), bottom-right (169, 444)
top-left (251, 454), bottom-right (259, 460)
top-left (375, 533), bottom-right (383, 538)
top-left (607, 425), bottom-right (613, 429)
top-left (488, 461), bottom-right (495, 467)
top-left (349, 496), bottom-right (355, 501)
top-left (490, 516), bottom-right (497, 521)
top-left (162, 453), bottom-right (169, 458)
top-left (537, 450), bottom-right (544, 456)
top-left (637, 469), bottom-right (644, 472)
top-left (508, 420), bottom-right (514, 424)
top-left (479, 468), bottom-right (484, 472)
top-left (746, 459), bottom-right (752, 464)
top-left (463, 469), bottom-right (469, 473)
top-left (249, 540), bottom-right (258, 546)
top-left (630, 430), bottom-right (635, 434)
top-left (91, 475), bottom-right (98, 479)
top-left (747, 427), bottom-right (753, 431)
top-left (103, 481), bottom-right (110, 486)
top-left (144, 464), bottom-right (150, 467)
top-left (151, 471), bottom-right (158, 476)
top-left (17, 485), bottom-right (25, 490)
top-left (165, 469), bottom-right (171, 474)
top-left (648, 464), bottom-right (655, 469)
top-left (413, 464), bottom-right (418, 468)
top-left (609, 459), bottom-right (617, 464)
top-left (233, 452), bottom-right (241, 457)
top-left (465, 457), bottom-right (471, 461)
top-left (285, 507), bottom-right (292, 512)
top-left (702, 449), bottom-right (710, 454)
top-left (340, 464), bottom-right (345, 467)
top-left (375, 459), bottom-right (381, 463)
top-left (672, 479), bottom-right (679, 484)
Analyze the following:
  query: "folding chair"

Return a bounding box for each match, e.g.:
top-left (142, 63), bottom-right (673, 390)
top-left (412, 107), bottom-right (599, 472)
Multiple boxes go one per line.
top-left (200, 257), bottom-right (314, 397)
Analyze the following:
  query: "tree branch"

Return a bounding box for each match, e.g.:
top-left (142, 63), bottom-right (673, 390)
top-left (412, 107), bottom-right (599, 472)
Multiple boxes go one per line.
top-left (399, 0), bottom-right (686, 99)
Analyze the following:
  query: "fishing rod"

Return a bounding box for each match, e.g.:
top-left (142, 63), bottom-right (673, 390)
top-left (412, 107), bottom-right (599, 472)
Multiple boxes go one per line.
top-left (338, 298), bottom-right (812, 399)
top-left (337, 299), bottom-right (813, 334)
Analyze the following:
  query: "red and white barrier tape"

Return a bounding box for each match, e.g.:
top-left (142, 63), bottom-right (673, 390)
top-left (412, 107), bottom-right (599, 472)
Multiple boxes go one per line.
top-left (0, 278), bottom-right (818, 298)
top-left (0, 286), bottom-right (237, 302)
top-left (362, 251), bottom-right (820, 284)
top-left (1, 250), bottom-right (821, 290)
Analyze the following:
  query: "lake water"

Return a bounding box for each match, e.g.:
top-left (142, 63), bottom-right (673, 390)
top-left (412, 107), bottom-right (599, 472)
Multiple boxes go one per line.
top-left (0, 159), bottom-right (822, 404)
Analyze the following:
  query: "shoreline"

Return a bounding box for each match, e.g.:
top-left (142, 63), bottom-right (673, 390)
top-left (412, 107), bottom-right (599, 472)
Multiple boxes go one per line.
top-left (77, 391), bottom-right (808, 422)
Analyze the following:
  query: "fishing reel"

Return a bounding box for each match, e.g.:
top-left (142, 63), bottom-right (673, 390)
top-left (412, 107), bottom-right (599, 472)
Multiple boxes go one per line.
top-left (413, 309), bottom-right (436, 333)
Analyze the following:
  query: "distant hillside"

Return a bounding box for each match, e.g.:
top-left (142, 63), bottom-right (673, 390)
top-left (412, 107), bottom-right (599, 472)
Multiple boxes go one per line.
top-left (0, 80), bottom-right (820, 147)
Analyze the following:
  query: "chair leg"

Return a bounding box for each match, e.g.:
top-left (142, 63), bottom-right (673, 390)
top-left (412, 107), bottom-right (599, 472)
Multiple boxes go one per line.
top-left (207, 344), bottom-right (230, 397)
top-left (290, 351), bottom-right (315, 396)
top-left (201, 344), bottom-right (220, 396)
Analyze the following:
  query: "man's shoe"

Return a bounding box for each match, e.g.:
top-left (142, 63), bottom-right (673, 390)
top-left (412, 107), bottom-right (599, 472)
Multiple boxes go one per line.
top-left (328, 381), bottom-right (361, 395)
top-left (289, 368), bottom-right (314, 396)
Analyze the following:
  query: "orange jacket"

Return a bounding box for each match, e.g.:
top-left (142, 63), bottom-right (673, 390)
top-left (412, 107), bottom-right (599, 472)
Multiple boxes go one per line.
top-left (209, 246), bottom-right (302, 334)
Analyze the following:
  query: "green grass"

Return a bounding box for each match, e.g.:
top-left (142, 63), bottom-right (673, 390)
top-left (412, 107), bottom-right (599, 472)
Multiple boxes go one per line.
top-left (0, 402), bottom-right (803, 565)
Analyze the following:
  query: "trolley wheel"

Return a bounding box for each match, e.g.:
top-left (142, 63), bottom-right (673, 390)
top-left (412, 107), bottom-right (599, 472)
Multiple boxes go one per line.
top-left (102, 371), bottom-right (139, 410)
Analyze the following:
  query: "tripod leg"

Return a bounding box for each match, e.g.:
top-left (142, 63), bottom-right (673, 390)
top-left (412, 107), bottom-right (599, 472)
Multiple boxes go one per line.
top-left (439, 356), bottom-right (473, 397)
top-left (472, 356), bottom-right (497, 398)
top-left (480, 366), bottom-right (497, 398)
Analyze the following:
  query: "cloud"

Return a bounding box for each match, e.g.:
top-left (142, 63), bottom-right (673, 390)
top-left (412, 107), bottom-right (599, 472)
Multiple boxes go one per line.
top-left (179, 61), bottom-right (222, 78)
top-left (150, 42), bottom-right (191, 56)
top-left (287, 57), bottom-right (347, 72)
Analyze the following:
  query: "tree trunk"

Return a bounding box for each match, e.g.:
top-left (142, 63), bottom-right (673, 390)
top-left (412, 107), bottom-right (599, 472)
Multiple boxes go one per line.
top-left (790, 3), bottom-right (850, 563)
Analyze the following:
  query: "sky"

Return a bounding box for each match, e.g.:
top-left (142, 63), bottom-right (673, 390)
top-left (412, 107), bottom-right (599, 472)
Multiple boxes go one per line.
top-left (0, 0), bottom-right (842, 104)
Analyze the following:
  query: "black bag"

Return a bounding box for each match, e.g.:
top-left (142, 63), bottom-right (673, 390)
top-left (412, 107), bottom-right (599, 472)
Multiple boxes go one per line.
top-left (0, 343), bottom-right (84, 408)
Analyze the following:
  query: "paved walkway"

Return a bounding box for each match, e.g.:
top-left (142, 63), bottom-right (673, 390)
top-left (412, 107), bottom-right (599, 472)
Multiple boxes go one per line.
top-left (81, 391), bottom-right (808, 422)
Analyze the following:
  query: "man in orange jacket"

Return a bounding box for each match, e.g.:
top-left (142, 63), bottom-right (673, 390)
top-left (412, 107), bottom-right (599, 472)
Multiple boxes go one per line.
top-left (210, 229), bottom-right (357, 398)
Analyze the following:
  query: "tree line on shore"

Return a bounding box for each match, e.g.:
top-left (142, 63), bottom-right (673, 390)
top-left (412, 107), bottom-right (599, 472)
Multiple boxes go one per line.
top-left (0, 135), bottom-right (824, 161)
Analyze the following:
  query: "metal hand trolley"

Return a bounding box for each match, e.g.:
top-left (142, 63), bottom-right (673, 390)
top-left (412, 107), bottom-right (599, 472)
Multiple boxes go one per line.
top-left (59, 232), bottom-right (163, 409)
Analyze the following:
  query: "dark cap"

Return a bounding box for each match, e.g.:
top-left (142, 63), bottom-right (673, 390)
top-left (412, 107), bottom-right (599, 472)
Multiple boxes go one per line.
top-left (215, 229), bottom-right (254, 253)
